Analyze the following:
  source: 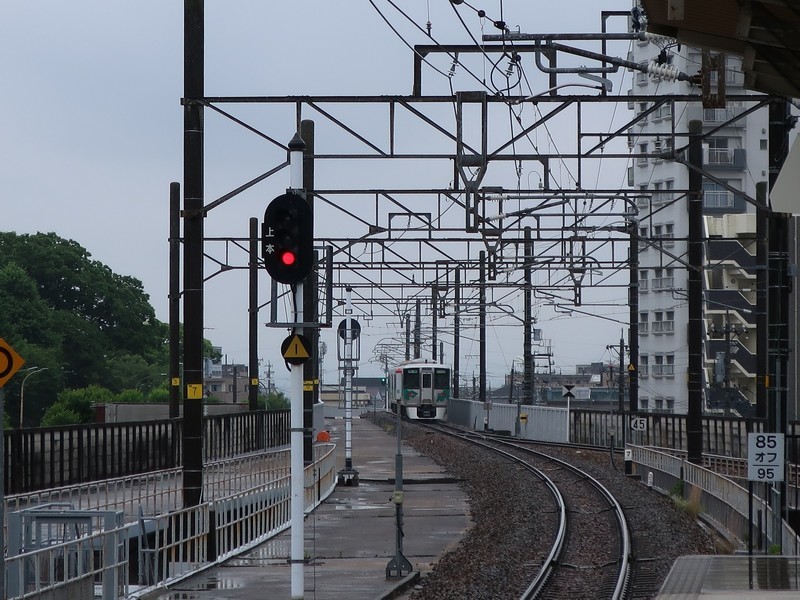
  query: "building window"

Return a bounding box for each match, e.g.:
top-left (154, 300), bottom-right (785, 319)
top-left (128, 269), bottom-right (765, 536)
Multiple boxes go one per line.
top-left (637, 143), bottom-right (649, 166)
top-left (640, 396), bottom-right (649, 409)
top-left (636, 62), bottom-right (649, 85)
top-left (639, 270), bottom-right (648, 292)
top-left (703, 181), bottom-right (735, 208)
top-left (652, 312), bottom-right (675, 334)
top-left (706, 137), bottom-right (734, 166)
top-left (640, 355), bottom-right (649, 377)
top-left (639, 312), bottom-right (649, 333)
top-left (665, 354), bottom-right (675, 376)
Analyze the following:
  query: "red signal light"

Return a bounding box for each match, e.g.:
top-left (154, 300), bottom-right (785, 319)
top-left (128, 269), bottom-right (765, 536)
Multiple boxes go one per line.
top-left (280, 250), bottom-right (297, 266)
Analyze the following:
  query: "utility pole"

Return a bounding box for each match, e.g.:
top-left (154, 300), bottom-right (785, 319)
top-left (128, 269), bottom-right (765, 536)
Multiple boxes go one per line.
top-left (453, 267), bottom-right (461, 398)
top-left (301, 119), bottom-right (317, 466)
top-left (431, 285), bottom-right (438, 361)
top-left (686, 119), bottom-right (704, 465)
top-left (524, 227), bottom-right (534, 405)
top-left (404, 312), bottom-right (411, 361)
top-left (248, 217), bottom-right (259, 412)
top-left (182, 0), bottom-right (205, 508)
top-left (413, 299), bottom-right (421, 359)
top-left (479, 251), bottom-right (487, 405)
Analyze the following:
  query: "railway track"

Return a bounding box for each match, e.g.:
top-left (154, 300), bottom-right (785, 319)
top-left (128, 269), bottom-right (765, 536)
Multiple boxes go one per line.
top-left (423, 422), bottom-right (633, 600)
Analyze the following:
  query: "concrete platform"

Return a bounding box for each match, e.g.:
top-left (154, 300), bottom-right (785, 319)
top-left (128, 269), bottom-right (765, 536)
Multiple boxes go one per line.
top-left (658, 555), bottom-right (800, 599)
top-left (143, 416), bottom-right (470, 600)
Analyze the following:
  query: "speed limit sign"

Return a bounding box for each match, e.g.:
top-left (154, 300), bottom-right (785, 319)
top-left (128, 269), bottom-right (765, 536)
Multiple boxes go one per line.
top-left (630, 416), bottom-right (647, 431)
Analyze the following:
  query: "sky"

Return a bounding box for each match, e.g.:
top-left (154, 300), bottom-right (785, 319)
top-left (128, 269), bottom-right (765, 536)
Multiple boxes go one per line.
top-left (2, 0), bottom-right (639, 392)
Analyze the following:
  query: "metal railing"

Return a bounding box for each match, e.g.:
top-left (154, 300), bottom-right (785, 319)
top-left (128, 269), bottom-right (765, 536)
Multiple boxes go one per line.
top-left (4, 410), bottom-right (291, 494)
top-left (630, 445), bottom-right (800, 555)
top-left (4, 443), bottom-right (337, 600)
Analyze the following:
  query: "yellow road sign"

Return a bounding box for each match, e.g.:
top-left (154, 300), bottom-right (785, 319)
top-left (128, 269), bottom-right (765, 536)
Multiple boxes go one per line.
top-left (0, 337), bottom-right (25, 388)
top-left (186, 383), bottom-right (203, 399)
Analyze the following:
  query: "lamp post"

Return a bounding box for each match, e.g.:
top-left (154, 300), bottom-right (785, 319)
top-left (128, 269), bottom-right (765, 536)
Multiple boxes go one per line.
top-left (19, 367), bottom-right (48, 428)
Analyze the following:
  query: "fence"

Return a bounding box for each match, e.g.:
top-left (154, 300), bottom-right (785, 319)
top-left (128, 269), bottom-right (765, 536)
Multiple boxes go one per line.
top-left (630, 445), bottom-right (800, 555)
top-left (4, 442), bottom-right (337, 600)
top-left (4, 410), bottom-right (291, 494)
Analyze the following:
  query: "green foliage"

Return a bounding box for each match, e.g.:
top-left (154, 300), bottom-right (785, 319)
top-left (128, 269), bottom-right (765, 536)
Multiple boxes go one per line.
top-left (40, 405), bottom-right (82, 427)
top-left (769, 544), bottom-right (782, 555)
top-left (147, 388), bottom-right (170, 404)
top-left (259, 391), bottom-right (290, 411)
top-left (0, 232), bottom-right (228, 424)
top-left (40, 385), bottom-right (113, 426)
top-left (115, 389), bottom-right (146, 403)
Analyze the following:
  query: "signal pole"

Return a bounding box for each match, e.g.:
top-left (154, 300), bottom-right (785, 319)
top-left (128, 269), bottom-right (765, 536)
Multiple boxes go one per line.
top-left (288, 133), bottom-right (306, 600)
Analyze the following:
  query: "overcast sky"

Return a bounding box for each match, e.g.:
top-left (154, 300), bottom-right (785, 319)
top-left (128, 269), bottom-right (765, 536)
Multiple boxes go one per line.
top-left (2, 1), bottom-right (639, 391)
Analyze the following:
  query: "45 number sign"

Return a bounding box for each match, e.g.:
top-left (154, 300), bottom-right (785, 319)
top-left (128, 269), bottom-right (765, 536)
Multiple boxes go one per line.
top-left (747, 433), bottom-right (784, 482)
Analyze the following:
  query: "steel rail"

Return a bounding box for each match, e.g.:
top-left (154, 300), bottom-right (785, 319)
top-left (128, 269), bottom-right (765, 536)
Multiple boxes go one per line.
top-left (426, 422), bottom-right (632, 599)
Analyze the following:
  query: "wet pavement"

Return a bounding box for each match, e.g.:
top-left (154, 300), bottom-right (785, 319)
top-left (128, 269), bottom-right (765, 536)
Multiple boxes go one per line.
top-left (140, 416), bottom-right (470, 600)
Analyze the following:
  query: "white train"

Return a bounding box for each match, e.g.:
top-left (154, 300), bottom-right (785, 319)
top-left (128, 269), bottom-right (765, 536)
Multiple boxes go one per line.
top-left (387, 359), bottom-right (451, 420)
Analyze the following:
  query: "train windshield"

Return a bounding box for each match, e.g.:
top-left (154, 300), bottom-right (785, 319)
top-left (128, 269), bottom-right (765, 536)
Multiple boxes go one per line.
top-left (434, 368), bottom-right (449, 389)
top-left (422, 372), bottom-right (432, 388)
top-left (404, 368), bottom-right (420, 388)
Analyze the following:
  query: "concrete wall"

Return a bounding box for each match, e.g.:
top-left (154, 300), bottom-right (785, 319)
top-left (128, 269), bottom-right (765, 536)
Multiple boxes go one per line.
top-left (448, 399), bottom-right (568, 443)
top-left (98, 402), bottom-right (248, 423)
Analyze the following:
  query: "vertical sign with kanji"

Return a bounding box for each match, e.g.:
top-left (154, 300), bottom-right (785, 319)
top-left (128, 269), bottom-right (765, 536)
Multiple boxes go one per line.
top-left (747, 432), bottom-right (785, 482)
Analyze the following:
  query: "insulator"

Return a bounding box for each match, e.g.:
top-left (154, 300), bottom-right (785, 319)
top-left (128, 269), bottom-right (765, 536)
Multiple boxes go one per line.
top-left (643, 32), bottom-right (676, 45)
top-left (647, 62), bottom-right (679, 82)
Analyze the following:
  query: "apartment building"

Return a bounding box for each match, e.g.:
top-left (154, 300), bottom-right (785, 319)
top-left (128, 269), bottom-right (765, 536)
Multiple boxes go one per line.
top-left (629, 24), bottom-right (768, 415)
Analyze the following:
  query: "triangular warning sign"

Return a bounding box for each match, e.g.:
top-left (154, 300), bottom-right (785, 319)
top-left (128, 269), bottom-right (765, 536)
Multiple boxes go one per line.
top-left (285, 335), bottom-right (310, 359)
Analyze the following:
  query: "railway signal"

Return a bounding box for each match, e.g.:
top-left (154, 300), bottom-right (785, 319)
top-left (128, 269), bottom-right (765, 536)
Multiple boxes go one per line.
top-left (262, 192), bottom-right (313, 284)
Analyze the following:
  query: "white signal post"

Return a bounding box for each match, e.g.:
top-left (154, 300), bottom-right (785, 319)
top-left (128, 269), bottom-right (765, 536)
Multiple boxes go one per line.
top-left (345, 288), bottom-right (353, 472)
top-left (288, 133), bottom-right (305, 600)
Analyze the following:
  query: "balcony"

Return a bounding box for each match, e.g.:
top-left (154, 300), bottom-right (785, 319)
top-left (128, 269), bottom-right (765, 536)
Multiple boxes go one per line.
top-left (651, 277), bottom-right (675, 291)
top-left (651, 321), bottom-right (675, 334)
top-left (706, 387), bottom-right (755, 417)
top-left (651, 364), bottom-right (675, 377)
top-left (705, 289), bottom-right (756, 324)
top-left (652, 105), bottom-right (673, 121)
top-left (703, 190), bottom-right (735, 208)
top-left (702, 107), bottom-right (745, 127)
top-left (651, 191), bottom-right (674, 205)
top-left (706, 239), bottom-right (757, 271)
top-left (653, 233), bottom-right (675, 248)
top-left (706, 338), bottom-right (756, 376)
top-left (706, 148), bottom-right (746, 169)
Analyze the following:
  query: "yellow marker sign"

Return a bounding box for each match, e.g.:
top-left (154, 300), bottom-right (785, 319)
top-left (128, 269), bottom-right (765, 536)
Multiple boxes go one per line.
top-left (628, 363), bottom-right (636, 372)
top-left (186, 383), bottom-right (203, 399)
top-left (281, 334), bottom-right (311, 365)
top-left (251, 378), bottom-right (259, 386)
top-left (0, 337), bottom-right (25, 388)
top-left (303, 382), bottom-right (313, 391)
top-left (171, 377), bottom-right (181, 387)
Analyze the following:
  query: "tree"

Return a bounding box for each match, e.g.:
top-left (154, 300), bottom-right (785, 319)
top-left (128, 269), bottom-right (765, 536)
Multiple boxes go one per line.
top-left (0, 232), bottom-right (224, 424)
top-left (40, 385), bottom-right (113, 426)
top-left (259, 390), bottom-right (290, 411)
